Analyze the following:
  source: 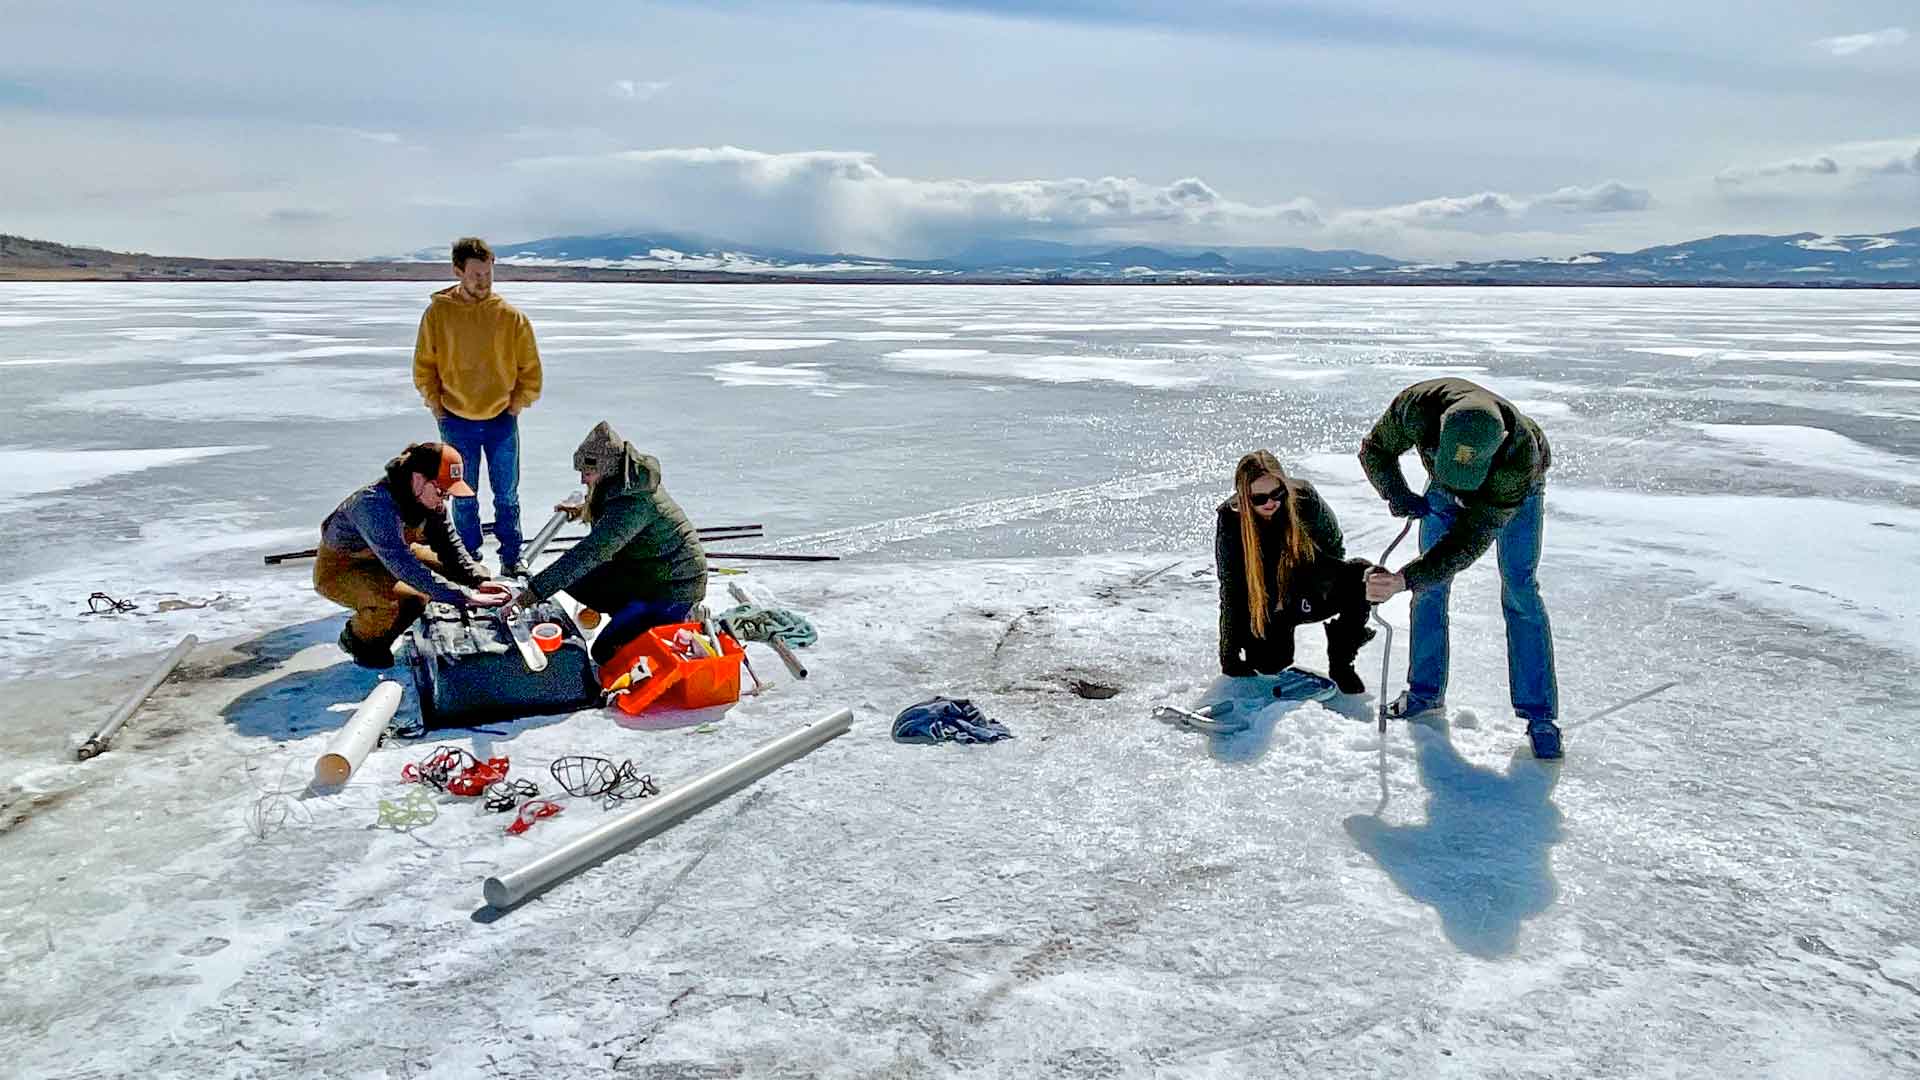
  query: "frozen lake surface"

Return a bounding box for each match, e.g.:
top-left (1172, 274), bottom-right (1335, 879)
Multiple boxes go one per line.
top-left (1, 283), bottom-right (1916, 1077)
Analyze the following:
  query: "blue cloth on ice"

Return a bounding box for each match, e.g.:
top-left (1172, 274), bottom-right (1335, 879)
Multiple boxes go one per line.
top-left (891, 697), bottom-right (1013, 744)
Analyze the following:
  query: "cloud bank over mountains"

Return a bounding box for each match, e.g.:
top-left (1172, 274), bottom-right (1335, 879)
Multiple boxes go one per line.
top-left (505, 145), bottom-right (1653, 260)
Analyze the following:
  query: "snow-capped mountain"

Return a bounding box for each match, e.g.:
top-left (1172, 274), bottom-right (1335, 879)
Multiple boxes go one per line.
top-left (398, 233), bottom-right (1407, 279)
top-left (396, 227), bottom-right (1920, 284)
top-left (1403, 228), bottom-right (1920, 285)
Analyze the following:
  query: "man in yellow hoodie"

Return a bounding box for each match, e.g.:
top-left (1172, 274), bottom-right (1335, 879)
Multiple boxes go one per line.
top-left (413, 236), bottom-right (543, 576)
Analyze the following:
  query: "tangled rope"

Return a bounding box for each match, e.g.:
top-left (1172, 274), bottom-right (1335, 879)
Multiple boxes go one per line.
top-left (714, 603), bottom-right (816, 647)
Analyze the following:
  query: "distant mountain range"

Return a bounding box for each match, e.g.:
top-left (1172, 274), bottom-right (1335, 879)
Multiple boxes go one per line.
top-left (5, 227), bottom-right (1917, 285)
top-left (436, 232), bottom-right (1407, 277)
top-left (409, 226), bottom-right (1920, 285)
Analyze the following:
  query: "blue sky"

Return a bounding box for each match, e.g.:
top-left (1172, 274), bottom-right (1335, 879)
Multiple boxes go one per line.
top-left (3, 0), bottom-right (1915, 261)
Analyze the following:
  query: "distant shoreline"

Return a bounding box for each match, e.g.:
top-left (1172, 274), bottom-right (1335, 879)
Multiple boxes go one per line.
top-left (3, 262), bottom-right (1917, 289)
top-left (5, 233), bottom-right (1917, 288)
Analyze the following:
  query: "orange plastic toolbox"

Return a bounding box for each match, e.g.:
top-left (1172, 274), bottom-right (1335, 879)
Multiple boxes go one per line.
top-left (599, 621), bottom-right (743, 715)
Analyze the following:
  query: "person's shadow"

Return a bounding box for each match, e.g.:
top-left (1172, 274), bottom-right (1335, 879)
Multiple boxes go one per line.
top-left (212, 616), bottom-right (566, 744)
top-left (1343, 716), bottom-right (1563, 959)
top-left (213, 617), bottom-right (412, 740)
top-left (1196, 670), bottom-right (1361, 764)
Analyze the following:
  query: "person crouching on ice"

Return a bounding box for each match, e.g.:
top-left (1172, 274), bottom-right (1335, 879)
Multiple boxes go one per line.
top-left (315, 442), bottom-right (512, 668)
top-left (515, 421), bottom-right (708, 666)
top-left (1215, 450), bottom-right (1376, 693)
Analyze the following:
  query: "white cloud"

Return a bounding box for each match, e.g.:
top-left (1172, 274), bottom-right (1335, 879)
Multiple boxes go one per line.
top-left (507, 145), bottom-right (1326, 256)
top-left (1813, 27), bottom-right (1908, 56)
top-left (494, 147), bottom-right (1660, 264)
top-left (266, 207), bottom-right (337, 226)
top-left (1335, 181), bottom-right (1650, 233)
top-left (307, 125), bottom-right (404, 146)
top-left (1716, 139), bottom-right (1920, 187)
top-left (1867, 148), bottom-right (1920, 175)
top-left (609, 79), bottom-right (670, 101)
top-left (1339, 191), bottom-right (1521, 230)
top-left (494, 146), bottom-right (1669, 263)
top-left (1716, 154), bottom-right (1840, 185)
top-left (1534, 180), bottom-right (1654, 213)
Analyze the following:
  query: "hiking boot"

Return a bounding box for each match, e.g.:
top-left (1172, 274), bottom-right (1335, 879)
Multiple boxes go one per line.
top-left (500, 559), bottom-right (530, 579)
top-left (1325, 620), bottom-right (1376, 695)
top-left (1527, 718), bottom-right (1564, 760)
top-left (338, 624), bottom-right (395, 670)
top-left (1384, 690), bottom-right (1443, 720)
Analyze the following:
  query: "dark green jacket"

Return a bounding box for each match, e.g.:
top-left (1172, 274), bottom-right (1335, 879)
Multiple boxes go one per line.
top-left (527, 443), bottom-right (707, 606)
top-left (1358, 378), bottom-right (1551, 591)
top-left (1215, 478), bottom-right (1345, 669)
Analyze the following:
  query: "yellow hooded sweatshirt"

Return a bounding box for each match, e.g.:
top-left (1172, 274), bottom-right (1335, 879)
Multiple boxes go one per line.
top-left (412, 285), bottom-right (543, 421)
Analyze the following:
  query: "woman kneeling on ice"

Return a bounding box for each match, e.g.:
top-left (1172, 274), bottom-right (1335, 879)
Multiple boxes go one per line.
top-left (1215, 450), bottom-right (1375, 693)
top-left (515, 421), bottom-right (707, 666)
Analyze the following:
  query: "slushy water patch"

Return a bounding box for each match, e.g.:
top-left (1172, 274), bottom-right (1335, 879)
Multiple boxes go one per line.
top-left (50, 367), bottom-right (416, 421)
top-left (1552, 488), bottom-right (1920, 656)
top-left (884, 348), bottom-right (1199, 388)
top-left (1686, 423), bottom-right (1915, 485)
top-left (642, 337), bottom-right (836, 353)
top-left (0, 445), bottom-right (264, 507)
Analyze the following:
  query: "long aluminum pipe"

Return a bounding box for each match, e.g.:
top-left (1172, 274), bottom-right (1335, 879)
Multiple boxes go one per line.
top-left (521, 492), bottom-right (584, 567)
top-left (76, 634), bottom-right (197, 760)
top-left (482, 707), bottom-right (854, 909)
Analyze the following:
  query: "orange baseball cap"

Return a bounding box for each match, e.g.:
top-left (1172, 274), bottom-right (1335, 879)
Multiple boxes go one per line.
top-left (403, 441), bottom-right (475, 496)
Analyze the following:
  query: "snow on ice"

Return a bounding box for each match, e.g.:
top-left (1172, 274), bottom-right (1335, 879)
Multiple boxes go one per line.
top-left (1, 283), bottom-right (1915, 1078)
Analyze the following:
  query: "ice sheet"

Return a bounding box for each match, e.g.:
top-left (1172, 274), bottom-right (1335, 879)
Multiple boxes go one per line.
top-left (1, 282), bottom-right (1916, 1078)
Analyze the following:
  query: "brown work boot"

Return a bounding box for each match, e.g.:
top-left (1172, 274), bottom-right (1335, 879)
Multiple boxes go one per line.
top-left (338, 623), bottom-right (395, 669)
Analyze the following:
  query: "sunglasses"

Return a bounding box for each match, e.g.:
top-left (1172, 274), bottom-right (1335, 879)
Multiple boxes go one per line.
top-left (1248, 489), bottom-right (1284, 507)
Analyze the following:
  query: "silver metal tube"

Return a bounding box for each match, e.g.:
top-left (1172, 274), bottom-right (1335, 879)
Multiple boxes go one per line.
top-left (77, 634), bottom-right (197, 760)
top-left (482, 707), bottom-right (854, 909)
top-left (1369, 520), bottom-right (1415, 735)
top-left (1371, 610), bottom-right (1394, 735)
top-left (522, 492), bottom-right (584, 566)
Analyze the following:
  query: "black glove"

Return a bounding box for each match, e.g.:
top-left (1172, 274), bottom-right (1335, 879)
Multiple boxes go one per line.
top-left (1388, 492), bottom-right (1429, 519)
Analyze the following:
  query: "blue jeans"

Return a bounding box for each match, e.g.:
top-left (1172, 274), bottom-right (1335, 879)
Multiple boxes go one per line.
top-left (1406, 484), bottom-right (1558, 721)
top-left (436, 411), bottom-right (522, 565)
top-left (591, 599), bottom-right (695, 667)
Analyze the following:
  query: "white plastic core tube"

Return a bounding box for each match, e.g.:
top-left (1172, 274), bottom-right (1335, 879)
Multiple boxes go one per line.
top-left (313, 681), bottom-right (403, 786)
top-left (482, 707), bottom-right (854, 909)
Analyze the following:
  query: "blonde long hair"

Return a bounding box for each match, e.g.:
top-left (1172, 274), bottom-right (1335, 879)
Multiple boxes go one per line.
top-left (1235, 450), bottom-right (1314, 640)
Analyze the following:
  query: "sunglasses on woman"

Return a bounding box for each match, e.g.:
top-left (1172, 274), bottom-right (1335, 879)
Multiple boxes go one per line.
top-left (1248, 489), bottom-right (1283, 506)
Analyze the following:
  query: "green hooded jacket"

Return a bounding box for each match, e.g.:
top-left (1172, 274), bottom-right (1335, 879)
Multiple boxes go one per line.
top-left (1358, 378), bottom-right (1551, 591)
top-left (526, 442), bottom-right (707, 606)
